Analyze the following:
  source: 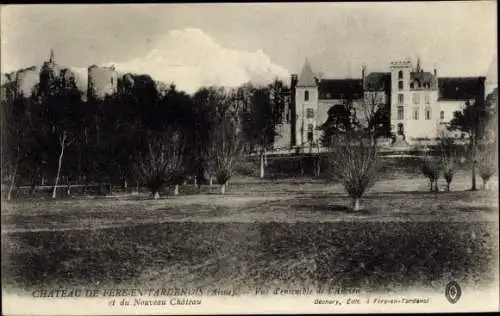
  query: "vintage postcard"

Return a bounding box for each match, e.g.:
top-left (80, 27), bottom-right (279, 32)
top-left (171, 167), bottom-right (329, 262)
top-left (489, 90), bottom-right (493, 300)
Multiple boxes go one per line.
top-left (1, 2), bottom-right (498, 315)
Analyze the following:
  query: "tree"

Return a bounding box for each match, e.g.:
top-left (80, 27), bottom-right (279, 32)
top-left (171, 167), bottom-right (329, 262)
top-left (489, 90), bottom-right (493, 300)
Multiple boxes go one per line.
top-left (38, 71), bottom-right (84, 198)
top-left (1, 84), bottom-right (40, 200)
top-left (326, 98), bottom-right (379, 211)
top-left (240, 81), bottom-right (283, 179)
top-left (477, 143), bottom-right (497, 190)
top-left (192, 86), bottom-right (229, 185)
top-left (448, 96), bottom-right (494, 191)
top-left (421, 151), bottom-right (441, 192)
top-left (206, 92), bottom-right (243, 194)
top-left (328, 135), bottom-right (379, 211)
top-left (363, 92), bottom-right (391, 139)
top-left (133, 130), bottom-right (184, 199)
top-left (320, 93), bottom-right (362, 147)
top-left (440, 138), bottom-right (456, 192)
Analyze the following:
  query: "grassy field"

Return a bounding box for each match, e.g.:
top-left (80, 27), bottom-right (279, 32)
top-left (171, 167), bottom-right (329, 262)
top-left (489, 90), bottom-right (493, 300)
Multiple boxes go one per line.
top-left (2, 173), bottom-right (499, 296)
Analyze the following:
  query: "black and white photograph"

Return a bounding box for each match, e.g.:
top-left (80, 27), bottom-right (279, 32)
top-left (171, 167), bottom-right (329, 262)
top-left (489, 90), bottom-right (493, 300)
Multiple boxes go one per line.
top-left (1, 2), bottom-right (498, 314)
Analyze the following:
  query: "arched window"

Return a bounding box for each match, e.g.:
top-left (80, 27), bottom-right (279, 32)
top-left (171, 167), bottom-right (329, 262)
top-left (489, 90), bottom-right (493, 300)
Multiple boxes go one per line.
top-left (440, 110), bottom-right (444, 120)
top-left (304, 90), bottom-right (309, 101)
top-left (398, 70), bottom-right (403, 79)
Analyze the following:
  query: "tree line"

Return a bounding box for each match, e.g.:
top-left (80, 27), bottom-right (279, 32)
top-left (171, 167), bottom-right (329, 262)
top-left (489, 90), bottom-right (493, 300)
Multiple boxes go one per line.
top-left (1, 64), bottom-right (497, 208)
top-left (1, 68), bottom-right (287, 199)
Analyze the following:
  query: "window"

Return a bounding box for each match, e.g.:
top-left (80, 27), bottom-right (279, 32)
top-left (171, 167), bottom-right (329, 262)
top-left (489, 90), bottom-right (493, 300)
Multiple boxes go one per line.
top-left (398, 80), bottom-right (404, 90)
top-left (425, 94), bottom-right (430, 104)
top-left (410, 82), bottom-right (414, 89)
top-left (307, 124), bottom-right (314, 142)
top-left (413, 93), bottom-right (419, 104)
top-left (413, 107), bottom-right (419, 120)
top-left (425, 107), bottom-right (431, 120)
top-left (304, 90), bottom-right (309, 101)
top-left (398, 93), bottom-right (404, 104)
top-left (440, 110), bottom-right (444, 120)
top-left (306, 108), bottom-right (314, 118)
top-left (398, 70), bottom-right (403, 79)
top-left (397, 106), bottom-right (404, 120)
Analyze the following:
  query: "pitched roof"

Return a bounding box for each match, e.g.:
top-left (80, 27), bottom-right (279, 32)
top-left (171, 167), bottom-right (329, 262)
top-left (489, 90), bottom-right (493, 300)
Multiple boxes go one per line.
top-left (410, 71), bottom-right (437, 89)
top-left (318, 79), bottom-right (364, 100)
top-left (438, 77), bottom-right (485, 101)
top-left (364, 72), bottom-right (391, 91)
top-left (296, 59), bottom-right (317, 87)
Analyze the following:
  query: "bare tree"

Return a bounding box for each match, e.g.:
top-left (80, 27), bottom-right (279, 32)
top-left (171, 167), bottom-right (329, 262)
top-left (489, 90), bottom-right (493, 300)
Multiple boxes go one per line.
top-left (439, 138), bottom-right (456, 192)
top-left (477, 143), bottom-right (497, 190)
top-left (134, 131), bottom-right (184, 199)
top-left (325, 91), bottom-right (383, 211)
top-left (421, 150), bottom-right (441, 192)
top-left (328, 134), bottom-right (379, 211)
top-left (52, 131), bottom-right (74, 198)
top-left (206, 93), bottom-right (244, 195)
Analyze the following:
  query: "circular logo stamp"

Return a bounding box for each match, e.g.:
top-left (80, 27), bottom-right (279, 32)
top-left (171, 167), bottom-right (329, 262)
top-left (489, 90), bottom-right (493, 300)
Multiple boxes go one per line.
top-left (445, 281), bottom-right (462, 304)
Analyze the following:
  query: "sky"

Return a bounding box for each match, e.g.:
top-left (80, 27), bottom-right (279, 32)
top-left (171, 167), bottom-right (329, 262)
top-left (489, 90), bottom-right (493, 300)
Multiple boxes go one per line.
top-left (1, 2), bottom-right (497, 93)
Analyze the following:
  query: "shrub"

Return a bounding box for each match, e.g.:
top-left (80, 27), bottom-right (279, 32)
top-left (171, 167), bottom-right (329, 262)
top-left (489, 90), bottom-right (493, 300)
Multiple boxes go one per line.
top-left (421, 157), bottom-right (441, 192)
top-left (327, 135), bottom-right (379, 211)
top-left (440, 138), bottom-right (456, 191)
top-left (477, 144), bottom-right (497, 190)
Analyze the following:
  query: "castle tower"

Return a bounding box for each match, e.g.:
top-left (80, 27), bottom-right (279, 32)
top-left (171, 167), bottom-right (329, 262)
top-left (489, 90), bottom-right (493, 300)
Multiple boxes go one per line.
top-left (390, 59), bottom-right (413, 139)
top-left (87, 65), bottom-right (118, 100)
top-left (295, 58), bottom-right (319, 147)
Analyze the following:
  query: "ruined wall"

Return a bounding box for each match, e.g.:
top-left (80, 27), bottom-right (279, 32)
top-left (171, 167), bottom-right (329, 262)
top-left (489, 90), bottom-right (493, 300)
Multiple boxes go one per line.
top-left (15, 67), bottom-right (40, 97)
top-left (88, 65), bottom-right (118, 100)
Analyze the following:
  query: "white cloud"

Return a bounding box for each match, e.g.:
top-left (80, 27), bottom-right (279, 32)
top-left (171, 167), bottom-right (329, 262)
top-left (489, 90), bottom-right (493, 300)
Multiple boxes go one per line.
top-left (102, 28), bottom-right (290, 94)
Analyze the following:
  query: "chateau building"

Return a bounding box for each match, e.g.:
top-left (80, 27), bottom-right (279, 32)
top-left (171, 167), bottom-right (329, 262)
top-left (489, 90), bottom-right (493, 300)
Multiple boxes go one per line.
top-left (275, 58), bottom-right (489, 149)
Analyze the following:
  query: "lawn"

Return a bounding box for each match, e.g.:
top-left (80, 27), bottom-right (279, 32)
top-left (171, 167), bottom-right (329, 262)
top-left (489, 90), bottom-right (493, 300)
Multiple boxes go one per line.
top-left (2, 174), bottom-right (499, 296)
